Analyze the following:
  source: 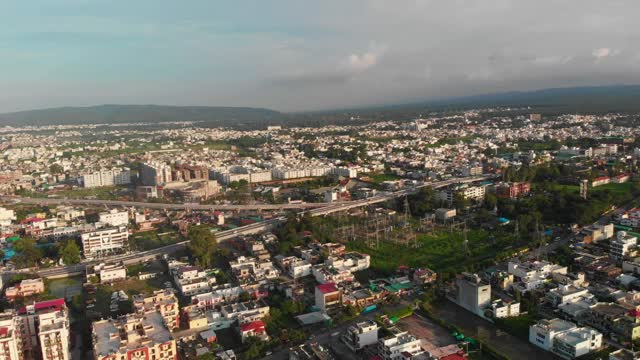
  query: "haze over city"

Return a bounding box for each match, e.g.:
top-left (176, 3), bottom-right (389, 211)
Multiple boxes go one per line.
top-left (3, 1), bottom-right (640, 112)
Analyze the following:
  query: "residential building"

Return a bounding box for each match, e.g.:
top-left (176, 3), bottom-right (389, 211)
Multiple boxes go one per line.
top-left (0, 312), bottom-right (21, 360)
top-left (238, 320), bottom-right (268, 343)
top-left (15, 299), bottom-right (71, 360)
top-left (342, 320), bottom-right (379, 352)
top-left (133, 289), bottom-right (180, 331)
top-left (609, 349), bottom-right (640, 360)
top-left (0, 207), bottom-right (17, 226)
top-left (140, 162), bottom-right (173, 186)
top-left (170, 265), bottom-right (215, 296)
top-left (80, 225), bottom-right (128, 259)
top-left (377, 331), bottom-right (424, 360)
top-left (5, 278), bottom-right (45, 301)
top-left (89, 263), bottom-right (127, 284)
top-left (456, 273), bottom-right (491, 316)
top-left (98, 209), bottom-right (128, 227)
top-left (92, 312), bottom-right (176, 360)
top-left (81, 168), bottom-right (130, 188)
top-left (553, 328), bottom-right (602, 359)
top-left (461, 165), bottom-right (482, 177)
top-left (579, 223), bottom-right (615, 244)
top-left (489, 299), bottom-right (520, 319)
top-left (611, 232), bottom-right (637, 260)
top-left (529, 319), bottom-right (578, 351)
top-left (545, 285), bottom-right (590, 308)
top-left (495, 182), bottom-right (531, 199)
top-left (315, 283), bottom-right (341, 312)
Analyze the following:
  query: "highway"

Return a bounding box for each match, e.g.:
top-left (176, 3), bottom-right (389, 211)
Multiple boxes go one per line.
top-left (0, 196), bottom-right (329, 211)
top-left (5, 175), bottom-right (491, 278)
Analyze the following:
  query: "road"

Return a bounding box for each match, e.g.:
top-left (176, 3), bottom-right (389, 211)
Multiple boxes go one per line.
top-left (0, 196), bottom-right (329, 211)
top-left (3, 175), bottom-right (492, 278)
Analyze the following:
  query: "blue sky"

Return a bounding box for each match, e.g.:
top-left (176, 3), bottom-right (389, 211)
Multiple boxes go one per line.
top-left (1, 1), bottom-right (639, 112)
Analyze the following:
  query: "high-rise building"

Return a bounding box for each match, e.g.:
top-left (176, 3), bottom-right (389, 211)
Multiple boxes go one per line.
top-left (81, 168), bottom-right (131, 188)
top-left (92, 312), bottom-right (176, 360)
top-left (0, 299), bottom-right (71, 360)
top-left (456, 272), bottom-right (491, 316)
top-left (140, 163), bottom-right (172, 186)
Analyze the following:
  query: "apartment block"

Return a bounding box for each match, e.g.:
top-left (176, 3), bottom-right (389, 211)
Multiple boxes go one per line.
top-left (80, 225), bottom-right (128, 259)
top-left (92, 312), bottom-right (176, 360)
top-left (81, 168), bottom-right (130, 188)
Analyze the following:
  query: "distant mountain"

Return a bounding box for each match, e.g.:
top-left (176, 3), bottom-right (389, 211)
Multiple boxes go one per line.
top-left (421, 84), bottom-right (640, 112)
top-left (2, 84), bottom-right (639, 128)
top-left (0, 104), bottom-right (282, 126)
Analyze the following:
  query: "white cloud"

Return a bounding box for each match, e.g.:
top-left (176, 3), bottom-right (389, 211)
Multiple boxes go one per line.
top-left (592, 47), bottom-right (620, 61)
top-left (342, 43), bottom-right (388, 72)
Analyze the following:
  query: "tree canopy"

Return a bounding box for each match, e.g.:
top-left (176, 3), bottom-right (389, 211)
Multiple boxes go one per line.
top-left (188, 225), bottom-right (217, 268)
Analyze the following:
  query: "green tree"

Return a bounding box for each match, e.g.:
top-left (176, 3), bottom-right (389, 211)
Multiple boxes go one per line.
top-left (49, 163), bottom-right (64, 174)
top-left (188, 226), bottom-right (217, 268)
top-left (60, 240), bottom-right (81, 265)
top-left (13, 237), bottom-right (44, 268)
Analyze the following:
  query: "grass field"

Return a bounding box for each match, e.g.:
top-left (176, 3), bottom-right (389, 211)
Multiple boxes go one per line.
top-left (347, 229), bottom-right (517, 275)
top-left (130, 230), bottom-right (183, 251)
top-left (369, 173), bottom-right (403, 184)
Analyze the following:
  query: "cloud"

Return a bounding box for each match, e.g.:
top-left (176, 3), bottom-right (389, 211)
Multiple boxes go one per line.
top-left (342, 43), bottom-right (388, 72)
top-left (592, 47), bottom-right (620, 61)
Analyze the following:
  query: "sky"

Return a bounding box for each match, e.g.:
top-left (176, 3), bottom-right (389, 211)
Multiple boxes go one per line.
top-left (1, 0), bottom-right (640, 113)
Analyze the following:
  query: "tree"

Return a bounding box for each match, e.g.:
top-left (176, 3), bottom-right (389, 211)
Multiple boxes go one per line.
top-left (188, 226), bottom-right (217, 268)
top-left (49, 164), bottom-right (64, 174)
top-left (60, 240), bottom-right (81, 265)
top-left (13, 237), bottom-right (44, 268)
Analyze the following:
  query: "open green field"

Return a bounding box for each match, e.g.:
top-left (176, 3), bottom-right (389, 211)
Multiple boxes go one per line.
top-left (347, 229), bottom-right (517, 275)
top-left (130, 229), bottom-right (183, 251)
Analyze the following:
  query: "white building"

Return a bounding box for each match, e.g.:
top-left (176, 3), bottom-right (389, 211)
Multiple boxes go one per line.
top-left (545, 285), bottom-right (590, 308)
top-left (490, 299), bottom-right (520, 318)
top-left (288, 258), bottom-right (312, 279)
top-left (81, 168), bottom-right (131, 188)
top-left (98, 209), bottom-right (129, 227)
top-left (90, 263), bottom-right (127, 283)
top-left (342, 320), bottom-right (379, 352)
top-left (80, 225), bottom-right (129, 259)
top-left (553, 328), bottom-right (602, 359)
top-left (0, 207), bottom-right (16, 227)
top-left (611, 231), bottom-right (637, 260)
top-left (171, 266), bottom-right (215, 296)
top-left (456, 272), bottom-right (491, 316)
top-left (55, 206), bottom-right (85, 222)
top-left (377, 331), bottom-right (424, 360)
top-left (530, 318), bottom-right (577, 351)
